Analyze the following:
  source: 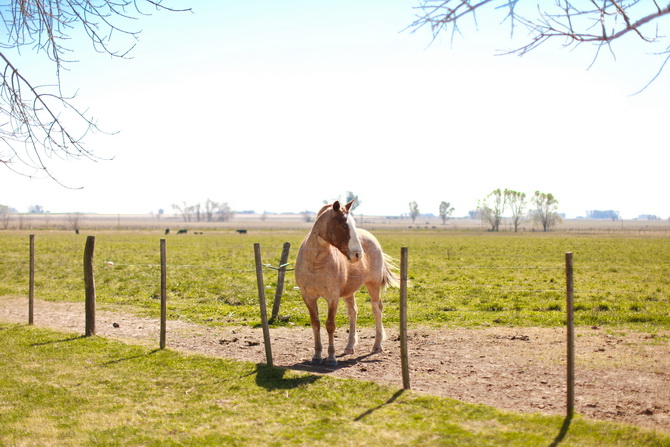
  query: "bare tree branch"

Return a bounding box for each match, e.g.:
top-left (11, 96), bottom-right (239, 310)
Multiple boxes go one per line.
top-left (409, 1), bottom-right (670, 88)
top-left (0, 0), bottom-right (191, 182)
top-left (0, 50), bottom-right (106, 185)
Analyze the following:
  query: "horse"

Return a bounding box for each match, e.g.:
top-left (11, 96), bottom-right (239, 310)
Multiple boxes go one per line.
top-left (295, 200), bottom-right (398, 366)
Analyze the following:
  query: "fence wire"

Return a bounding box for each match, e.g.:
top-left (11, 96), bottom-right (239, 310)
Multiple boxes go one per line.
top-left (2, 232), bottom-right (669, 327)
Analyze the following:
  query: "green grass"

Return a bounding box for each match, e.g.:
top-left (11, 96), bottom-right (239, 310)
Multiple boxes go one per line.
top-left (0, 230), bottom-right (669, 330)
top-left (1, 323), bottom-right (668, 446)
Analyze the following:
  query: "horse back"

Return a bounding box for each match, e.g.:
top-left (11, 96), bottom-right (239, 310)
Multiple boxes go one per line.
top-left (295, 228), bottom-right (393, 299)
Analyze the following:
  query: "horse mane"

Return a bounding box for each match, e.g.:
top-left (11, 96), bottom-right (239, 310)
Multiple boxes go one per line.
top-left (316, 203), bottom-right (332, 218)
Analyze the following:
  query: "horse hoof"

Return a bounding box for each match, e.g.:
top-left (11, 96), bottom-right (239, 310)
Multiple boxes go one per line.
top-left (310, 357), bottom-right (322, 365)
top-left (372, 346), bottom-right (383, 354)
top-left (325, 359), bottom-right (338, 367)
top-left (343, 347), bottom-right (354, 355)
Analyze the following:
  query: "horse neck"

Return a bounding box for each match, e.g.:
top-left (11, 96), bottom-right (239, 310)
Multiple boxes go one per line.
top-left (303, 215), bottom-right (335, 258)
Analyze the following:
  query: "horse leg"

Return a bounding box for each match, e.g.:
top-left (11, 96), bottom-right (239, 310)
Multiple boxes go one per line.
top-left (302, 297), bottom-right (323, 364)
top-left (367, 283), bottom-right (385, 353)
top-left (324, 298), bottom-right (339, 366)
top-left (343, 294), bottom-right (358, 355)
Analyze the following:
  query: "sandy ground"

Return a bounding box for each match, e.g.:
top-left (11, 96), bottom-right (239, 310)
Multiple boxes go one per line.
top-left (1, 297), bottom-right (669, 433)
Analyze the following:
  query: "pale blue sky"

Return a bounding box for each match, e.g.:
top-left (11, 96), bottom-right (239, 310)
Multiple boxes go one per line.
top-left (2, 1), bottom-right (669, 218)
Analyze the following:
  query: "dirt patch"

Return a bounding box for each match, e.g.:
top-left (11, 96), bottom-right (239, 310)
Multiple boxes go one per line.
top-left (2, 297), bottom-right (669, 433)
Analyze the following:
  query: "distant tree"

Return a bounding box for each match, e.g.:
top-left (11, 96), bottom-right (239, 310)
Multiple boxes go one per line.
top-left (67, 212), bottom-right (82, 232)
top-left (343, 191), bottom-right (362, 214)
top-left (157, 209), bottom-right (164, 219)
top-left (194, 203), bottom-right (202, 222)
top-left (439, 201), bottom-right (455, 224)
top-left (174, 200), bottom-right (231, 222)
top-left (504, 189), bottom-right (527, 232)
top-left (204, 199), bottom-right (217, 222)
top-left (325, 192), bottom-right (362, 214)
top-left (0, 204), bottom-right (10, 229)
top-left (213, 202), bottom-right (233, 222)
top-left (409, 201), bottom-right (420, 224)
top-left (532, 191), bottom-right (561, 232)
top-left (478, 189), bottom-right (505, 231)
top-left (28, 205), bottom-right (45, 214)
top-left (408, 1), bottom-right (670, 91)
top-left (172, 203), bottom-right (185, 221)
top-left (172, 202), bottom-right (193, 222)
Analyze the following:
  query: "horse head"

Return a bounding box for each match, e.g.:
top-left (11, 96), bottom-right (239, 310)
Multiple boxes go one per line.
top-left (322, 199), bottom-right (363, 263)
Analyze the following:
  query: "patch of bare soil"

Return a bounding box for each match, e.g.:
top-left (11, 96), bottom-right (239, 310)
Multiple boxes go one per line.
top-left (2, 297), bottom-right (669, 433)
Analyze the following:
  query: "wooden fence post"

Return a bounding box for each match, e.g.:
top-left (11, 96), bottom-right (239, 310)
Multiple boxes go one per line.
top-left (29, 234), bottom-right (34, 325)
top-left (160, 239), bottom-right (167, 350)
top-left (84, 235), bottom-right (96, 337)
top-left (271, 242), bottom-right (291, 321)
top-left (400, 246), bottom-right (410, 390)
top-left (254, 243), bottom-right (273, 367)
top-left (565, 252), bottom-right (575, 417)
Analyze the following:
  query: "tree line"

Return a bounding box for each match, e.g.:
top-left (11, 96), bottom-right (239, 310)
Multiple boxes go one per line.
top-left (477, 189), bottom-right (561, 232)
top-left (171, 200), bottom-right (232, 222)
top-left (408, 189), bottom-right (561, 232)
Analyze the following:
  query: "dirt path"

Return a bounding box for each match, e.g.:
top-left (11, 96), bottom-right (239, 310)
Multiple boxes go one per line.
top-left (2, 297), bottom-right (669, 433)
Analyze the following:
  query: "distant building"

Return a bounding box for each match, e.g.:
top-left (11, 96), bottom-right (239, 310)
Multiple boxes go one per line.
top-left (586, 210), bottom-right (620, 220)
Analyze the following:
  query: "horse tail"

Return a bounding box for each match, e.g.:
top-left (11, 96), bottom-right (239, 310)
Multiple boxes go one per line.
top-left (381, 252), bottom-right (400, 289)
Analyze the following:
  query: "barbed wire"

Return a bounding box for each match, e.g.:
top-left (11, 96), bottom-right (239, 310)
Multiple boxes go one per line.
top-left (101, 262), bottom-right (255, 272)
top-left (4, 235), bottom-right (669, 305)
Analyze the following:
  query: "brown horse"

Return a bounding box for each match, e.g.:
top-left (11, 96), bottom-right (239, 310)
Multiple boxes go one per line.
top-left (295, 200), bottom-right (398, 366)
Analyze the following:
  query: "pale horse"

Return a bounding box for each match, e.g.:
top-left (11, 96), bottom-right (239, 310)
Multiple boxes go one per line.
top-left (295, 200), bottom-right (398, 366)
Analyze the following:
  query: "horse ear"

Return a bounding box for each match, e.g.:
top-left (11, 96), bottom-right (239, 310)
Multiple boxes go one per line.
top-left (345, 199), bottom-right (354, 212)
top-left (332, 201), bottom-right (341, 212)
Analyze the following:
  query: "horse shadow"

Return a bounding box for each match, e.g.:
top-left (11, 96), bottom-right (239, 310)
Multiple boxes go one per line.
top-left (255, 364), bottom-right (321, 391)
top-left (285, 351), bottom-right (384, 374)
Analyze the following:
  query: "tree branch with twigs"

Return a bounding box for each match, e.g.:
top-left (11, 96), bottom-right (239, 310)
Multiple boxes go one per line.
top-left (408, 1), bottom-right (670, 91)
top-left (0, 0), bottom-right (191, 182)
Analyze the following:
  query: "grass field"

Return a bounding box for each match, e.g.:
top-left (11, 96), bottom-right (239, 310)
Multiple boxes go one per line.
top-left (2, 229), bottom-right (670, 445)
top-left (1, 323), bottom-right (668, 446)
top-left (1, 230), bottom-right (669, 330)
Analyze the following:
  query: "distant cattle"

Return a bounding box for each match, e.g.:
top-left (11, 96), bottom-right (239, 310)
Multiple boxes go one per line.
top-left (236, 229), bottom-right (248, 234)
top-left (165, 228), bottom-right (170, 235)
top-left (177, 229), bottom-right (188, 235)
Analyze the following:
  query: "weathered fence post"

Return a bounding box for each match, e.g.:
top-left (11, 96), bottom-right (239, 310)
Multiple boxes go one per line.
top-left (271, 242), bottom-right (291, 321)
top-left (84, 235), bottom-right (96, 337)
top-left (29, 234), bottom-right (35, 325)
top-left (565, 252), bottom-right (575, 417)
top-left (160, 238), bottom-right (167, 350)
top-left (400, 246), bottom-right (410, 390)
top-left (254, 243), bottom-right (273, 367)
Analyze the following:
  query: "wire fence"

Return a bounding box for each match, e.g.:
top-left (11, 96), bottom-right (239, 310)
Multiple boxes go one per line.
top-left (2, 233), bottom-right (668, 326)
top-left (3, 232), bottom-right (670, 424)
